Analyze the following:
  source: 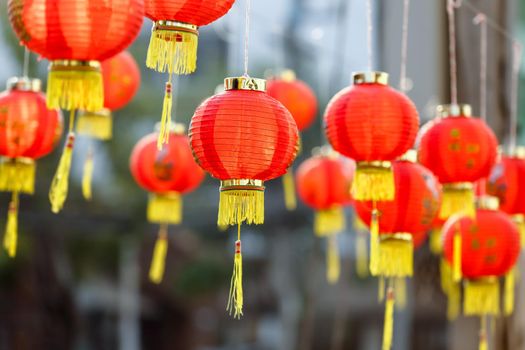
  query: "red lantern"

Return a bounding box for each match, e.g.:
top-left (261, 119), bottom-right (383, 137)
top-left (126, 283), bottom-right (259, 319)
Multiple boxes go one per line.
top-left (130, 123), bottom-right (205, 283)
top-left (8, 0), bottom-right (144, 112)
top-left (189, 76), bottom-right (298, 317)
top-left (418, 104), bottom-right (497, 220)
top-left (324, 72), bottom-right (419, 202)
top-left (0, 77), bottom-right (63, 257)
top-left (442, 197), bottom-right (519, 320)
top-left (296, 147), bottom-right (354, 283)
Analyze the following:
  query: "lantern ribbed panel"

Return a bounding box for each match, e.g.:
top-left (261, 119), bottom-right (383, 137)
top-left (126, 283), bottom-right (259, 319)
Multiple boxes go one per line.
top-left (443, 209), bottom-right (520, 278)
top-left (0, 90), bottom-right (62, 159)
top-left (324, 84), bottom-right (419, 161)
top-left (296, 156), bottom-right (353, 210)
top-left (267, 78), bottom-right (317, 131)
top-left (145, 0), bottom-right (235, 25)
top-left (101, 51), bottom-right (140, 111)
top-left (355, 161), bottom-right (441, 235)
top-left (418, 116), bottom-right (497, 184)
top-left (130, 132), bottom-right (205, 194)
top-left (189, 90), bottom-right (299, 181)
top-left (8, 0), bottom-right (144, 61)
top-left (487, 157), bottom-right (525, 215)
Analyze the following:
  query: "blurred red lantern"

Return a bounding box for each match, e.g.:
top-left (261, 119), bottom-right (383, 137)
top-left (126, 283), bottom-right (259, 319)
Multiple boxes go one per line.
top-left (296, 147), bottom-right (354, 283)
top-left (442, 197), bottom-right (519, 318)
top-left (0, 77), bottom-right (63, 257)
top-left (8, 0), bottom-right (144, 112)
top-left (418, 104), bottom-right (497, 220)
top-left (189, 76), bottom-right (298, 317)
top-left (130, 123), bottom-right (205, 283)
top-left (324, 72), bottom-right (419, 202)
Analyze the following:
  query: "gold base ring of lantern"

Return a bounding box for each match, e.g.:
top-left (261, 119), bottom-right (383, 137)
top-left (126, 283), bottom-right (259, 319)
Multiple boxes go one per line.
top-left (476, 195), bottom-right (499, 210)
top-left (436, 104), bottom-right (472, 118)
top-left (439, 182), bottom-right (475, 220)
top-left (353, 71), bottom-right (389, 86)
top-left (352, 160), bottom-right (395, 202)
top-left (0, 157), bottom-right (36, 194)
top-left (147, 192), bottom-right (182, 225)
top-left (77, 108), bottom-right (113, 140)
top-left (6, 76), bottom-right (41, 92)
top-left (373, 233), bottom-right (414, 278)
top-left (218, 179), bottom-right (265, 226)
top-left (224, 77), bottom-right (267, 92)
top-left (47, 60), bottom-right (103, 112)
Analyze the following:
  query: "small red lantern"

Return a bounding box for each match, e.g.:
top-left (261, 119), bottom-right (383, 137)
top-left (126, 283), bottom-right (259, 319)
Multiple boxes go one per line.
top-left (296, 147), bottom-right (354, 283)
top-left (417, 104), bottom-right (498, 220)
top-left (189, 76), bottom-right (298, 318)
top-left (0, 77), bottom-right (63, 257)
top-left (8, 0), bottom-right (144, 112)
top-left (324, 72), bottom-right (419, 203)
top-left (130, 123), bottom-right (205, 283)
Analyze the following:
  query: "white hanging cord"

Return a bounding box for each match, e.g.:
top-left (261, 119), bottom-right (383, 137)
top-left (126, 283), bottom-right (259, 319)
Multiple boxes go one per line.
top-left (447, 0), bottom-right (462, 105)
top-left (473, 13), bottom-right (487, 122)
top-left (243, 0), bottom-right (252, 77)
top-left (509, 41), bottom-right (523, 152)
top-left (366, 0), bottom-right (373, 71)
top-left (399, 0), bottom-right (411, 92)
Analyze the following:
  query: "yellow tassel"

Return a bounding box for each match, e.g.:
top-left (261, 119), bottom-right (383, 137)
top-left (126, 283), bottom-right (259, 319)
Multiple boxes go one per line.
top-left (148, 225), bottom-right (169, 284)
top-left (447, 281), bottom-right (461, 321)
top-left (395, 278), bottom-right (407, 310)
top-left (49, 133), bottom-right (75, 214)
top-left (382, 286), bottom-right (395, 350)
top-left (326, 235), bottom-right (340, 284)
top-left (82, 149), bottom-right (94, 201)
top-left (147, 192), bottom-right (182, 225)
top-left (227, 223), bottom-right (243, 319)
top-left (370, 206), bottom-right (380, 276)
top-left (314, 206), bottom-right (345, 236)
top-left (504, 268), bottom-right (516, 316)
top-left (146, 26), bottom-right (198, 74)
top-left (453, 227), bottom-right (462, 282)
top-left (351, 164), bottom-right (395, 201)
top-left (377, 235), bottom-right (414, 277)
top-left (464, 278), bottom-right (500, 316)
top-left (282, 168), bottom-right (297, 211)
top-left (429, 228), bottom-right (443, 255)
top-left (47, 64), bottom-right (103, 112)
top-left (3, 192), bottom-right (19, 258)
top-left (479, 316), bottom-right (488, 350)
top-left (76, 109), bottom-right (113, 140)
top-left (0, 157), bottom-right (36, 194)
top-left (157, 81), bottom-right (173, 150)
top-left (218, 224), bottom-right (229, 232)
top-left (218, 188), bottom-right (264, 226)
top-left (512, 215), bottom-right (525, 248)
top-left (439, 184), bottom-right (475, 220)
top-left (378, 276), bottom-right (385, 302)
top-left (356, 229), bottom-right (369, 278)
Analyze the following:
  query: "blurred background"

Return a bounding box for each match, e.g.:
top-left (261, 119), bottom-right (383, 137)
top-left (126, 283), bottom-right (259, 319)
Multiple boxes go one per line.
top-left (0, 0), bottom-right (525, 349)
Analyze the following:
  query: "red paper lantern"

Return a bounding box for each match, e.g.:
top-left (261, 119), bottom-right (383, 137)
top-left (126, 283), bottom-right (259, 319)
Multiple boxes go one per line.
top-left (130, 123), bottom-right (205, 283)
top-left (324, 72), bottom-right (419, 202)
top-left (442, 197), bottom-right (519, 317)
top-left (8, 0), bottom-right (144, 111)
top-left (0, 77), bottom-right (63, 258)
top-left (355, 155), bottom-right (441, 278)
top-left (418, 104), bottom-right (497, 220)
top-left (189, 76), bottom-right (298, 317)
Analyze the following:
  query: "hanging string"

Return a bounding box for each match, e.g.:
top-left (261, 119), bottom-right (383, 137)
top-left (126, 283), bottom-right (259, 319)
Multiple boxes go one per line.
top-left (509, 41), bottom-right (523, 152)
top-left (22, 48), bottom-right (30, 78)
top-left (473, 13), bottom-right (487, 122)
top-left (447, 0), bottom-right (462, 105)
top-left (366, 0), bottom-right (373, 71)
top-left (399, 0), bottom-right (410, 92)
top-left (243, 0), bottom-right (252, 77)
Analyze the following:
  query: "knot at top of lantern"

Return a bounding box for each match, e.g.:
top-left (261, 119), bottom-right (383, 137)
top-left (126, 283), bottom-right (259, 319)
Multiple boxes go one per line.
top-left (436, 103), bottom-right (472, 118)
top-left (145, 0), bottom-right (236, 26)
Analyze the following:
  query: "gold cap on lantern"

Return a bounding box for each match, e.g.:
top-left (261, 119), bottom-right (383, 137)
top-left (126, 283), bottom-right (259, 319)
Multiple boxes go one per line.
top-left (399, 150), bottom-right (418, 163)
top-left (280, 69), bottom-right (296, 82)
top-left (477, 195), bottom-right (499, 210)
top-left (503, 145), bottom-right (525, 159)
top-left (154, 122), bottom-right (186, 135)
top-left (436, 104), bottom-right (472, 118)
top-left (311, 145), bottom-right (338, 158)
top-left (224, 77), bottom-right (267, 92)
top-left (7, 77), bottom-right (41, 92)
top-left (353, 71), bottom-right (389, 86)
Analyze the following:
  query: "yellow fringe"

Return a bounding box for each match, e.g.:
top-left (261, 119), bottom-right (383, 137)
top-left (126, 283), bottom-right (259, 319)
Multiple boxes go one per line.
top-left (429, 228), bottom-right (443, 255)
top-left (148, 225), bottom-right (169, 284)
top-left (47, 68), bottom-right (103, 112)
top-left (376, 236), bottom-right (414, 277)
top-left (464, 279), bottom-right (500, 316)
top-left (3, 192), bottom-right (19, 258)
top-left (49, 133), bottom-right (75, 214)
top-left (440, 259), bottom-right (460, 320)
top-left (370, 207), bottom-right (380, 276)
top-left (382, 286), bottom-right (395, 350)
top-left (76, 110), bottom-right (113, 140)
top-left (479, 316), bottom-right (488, 350)
top-left (395, 277), bottom-right (407, 310)
top-left (453, 228), bottom-right (462, 282)
top-left (356, 229), bottom-right (369, 278)
top-left (227, 224), bottom-right (243, 319)
top-left (351, 164), bottom-right (395, 202)
top-left (147, 192), bottom-right (182, 225)
top-left (504, 268), bottom-right (516, 316)
top-left (326, 235), bottom-right (341, 284)
top-left (218, 189), bottom-right (264, 226)
top-left (314, 206), bottom-right (345, 236)
top-left (82, 149), bottom-right (94, 201)
top-left (439, 185), bottom-right (475, 220)
top-left (146, 28), bottom-right (198, 74)
top-left (0, 158), bottom-right (36, 194)
top-left (157, 80), bottom-right (173, 150)
top-left (282, 169), bottom-right (297, 211)
top-left (378, 276), bottom-right (385, 302)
